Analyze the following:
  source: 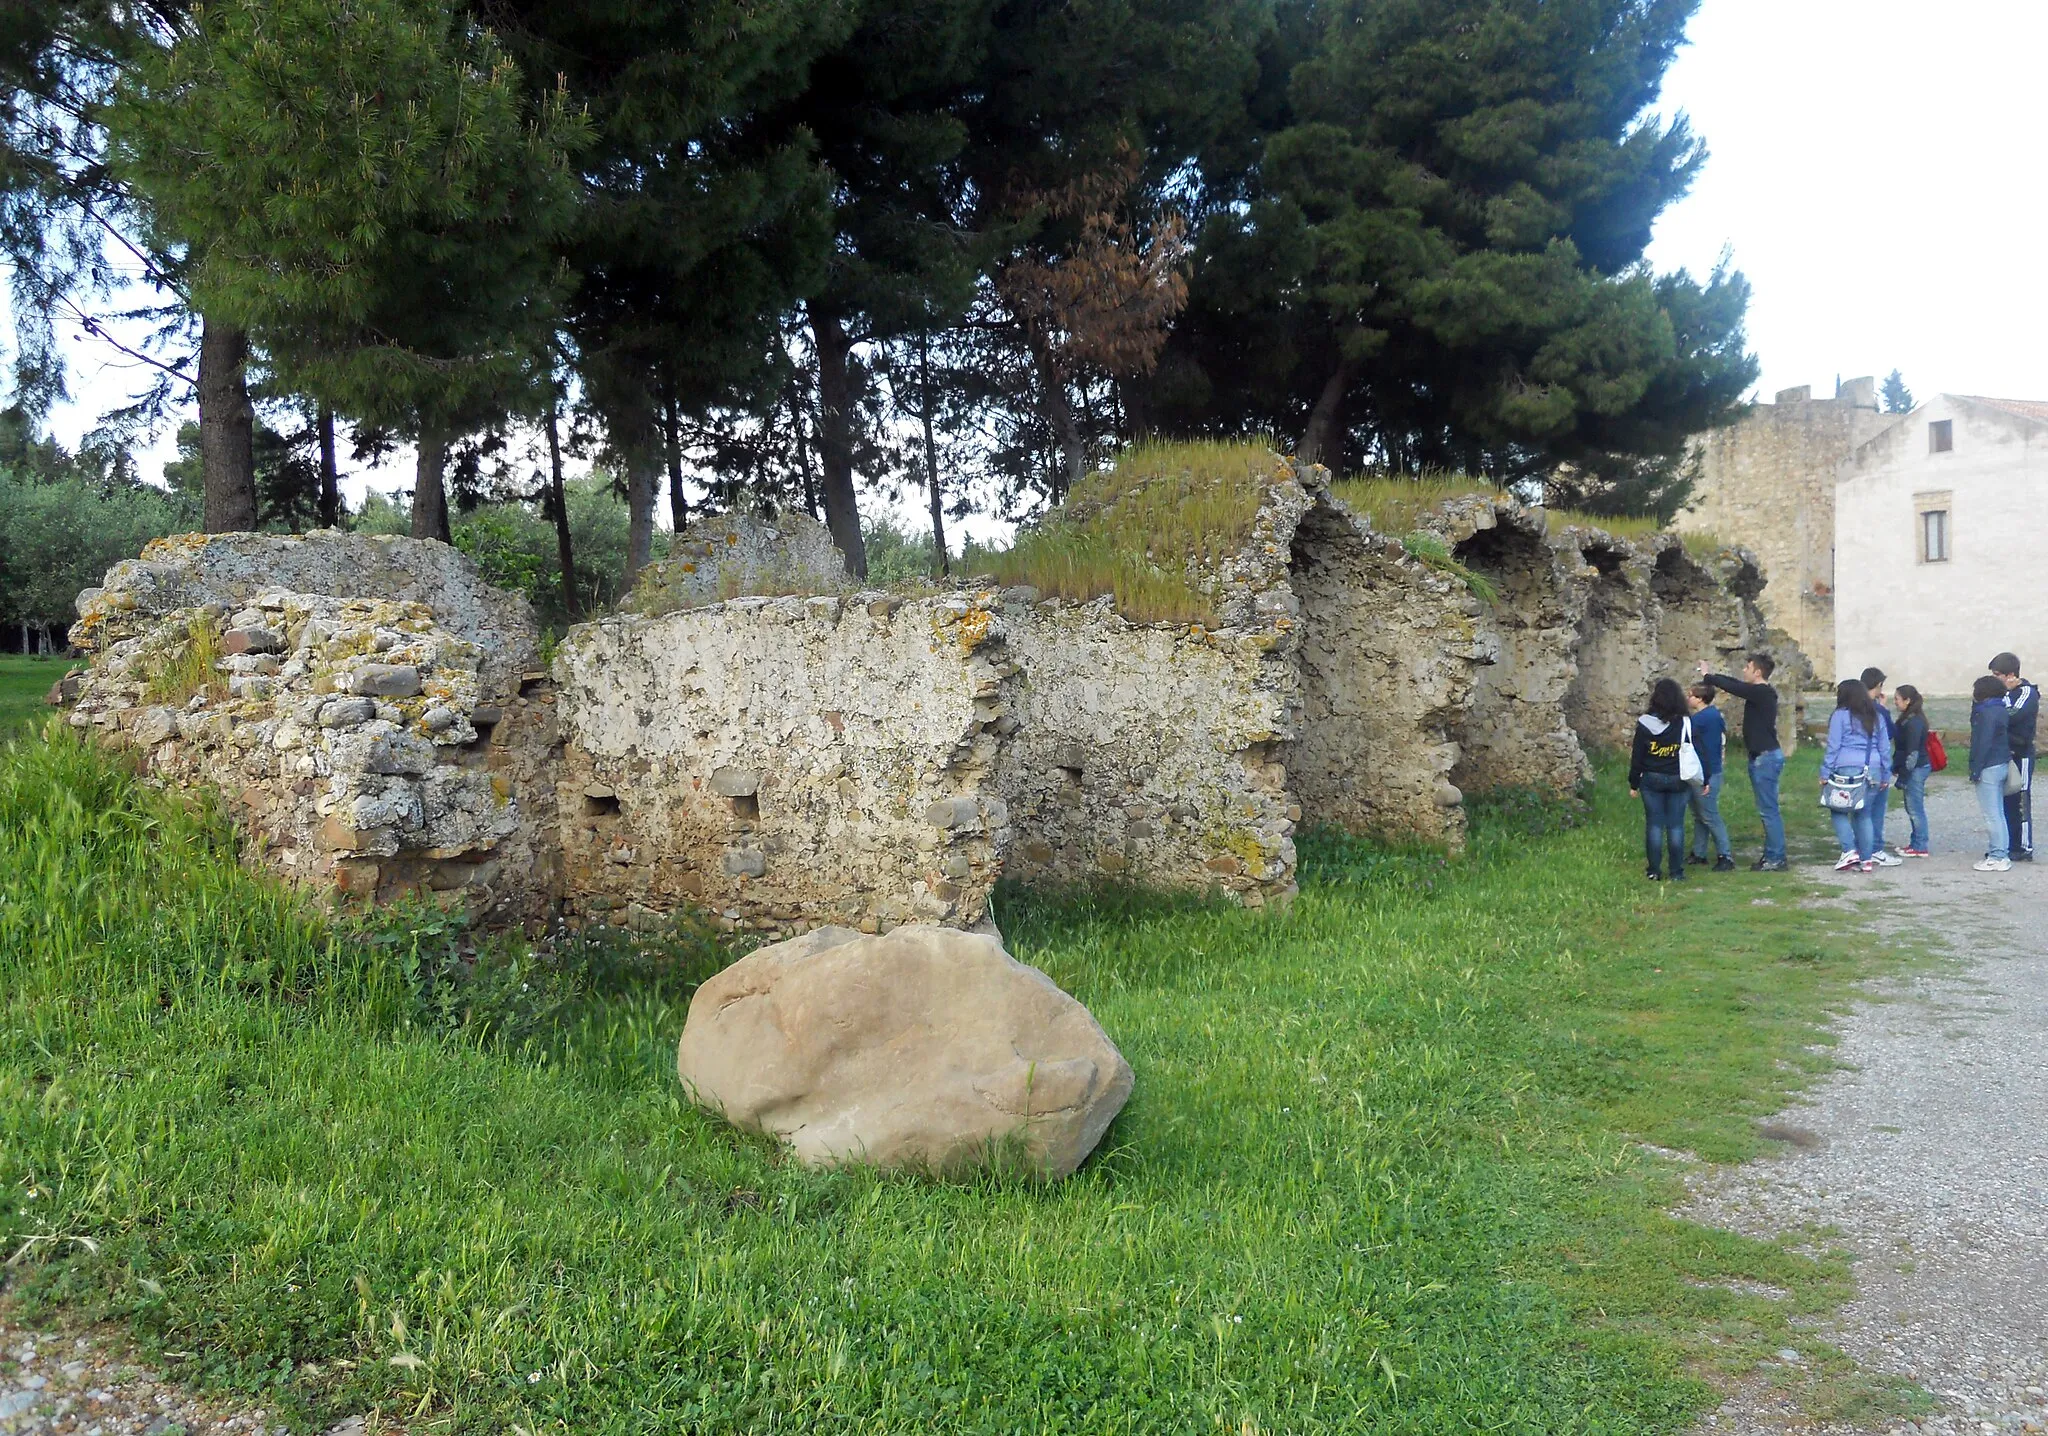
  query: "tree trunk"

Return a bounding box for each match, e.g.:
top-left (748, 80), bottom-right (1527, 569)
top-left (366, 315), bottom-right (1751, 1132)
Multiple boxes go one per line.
top-left (316, 405), bottom-right (340, 529)
top-left (411, 425), bottom-right (452, 543)
top-left (617, 395), bottom-right (660, 585)
top-left (1025, 327), bottom-right (1084, 502)
top-left (545, 404), bottom-right (579, 619)
top-left (663, 391), bottom-right (688, 535)
top-left (1298, 361), bottom-right (1356, 468)
top-left (808, 306), bottom-right (868, 578)
top-left (919, 331), bottom-right (948, 577)
top-left (788, 378), bottom-right (819, 520)
top-left (197, 316), bottom-right (257, 533)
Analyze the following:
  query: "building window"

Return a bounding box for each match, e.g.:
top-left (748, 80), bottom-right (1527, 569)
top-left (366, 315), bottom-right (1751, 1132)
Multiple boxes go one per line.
top-left (1929, 419), bottom-right (1954, 453)
top-left (1921, 508), bottom-right (1951, 563)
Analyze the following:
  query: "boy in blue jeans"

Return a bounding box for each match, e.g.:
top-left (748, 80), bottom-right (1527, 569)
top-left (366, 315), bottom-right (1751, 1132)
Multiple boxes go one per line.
top-left (1698, 653), bottom-right (1787, 870)
top-left (1685, 683), bottom-right (1735, 870)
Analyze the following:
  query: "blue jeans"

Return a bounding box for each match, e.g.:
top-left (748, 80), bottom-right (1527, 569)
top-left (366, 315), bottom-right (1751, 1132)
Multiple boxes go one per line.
top-left (1870, 779), bottom-right (1892, 850)
top-left (1640, 774), bottom-right (1690, 876)
top-left (1688, 779), bottom-right (1731, 860)
top-left (2003, 756), bottom-right (2033, 857)
top-left (1749, 749), bottom-right (1787, 862)
top-left (1829, 802), bottom-right (1879, 861)
top-left (1977, 764), bottom-right (2011, 860)
top-left (1899, 761), bottom-right (1930, 851)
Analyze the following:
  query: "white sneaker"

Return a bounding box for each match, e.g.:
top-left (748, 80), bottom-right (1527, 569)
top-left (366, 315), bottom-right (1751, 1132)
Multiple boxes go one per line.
top-left (1974, 856), bottom-right (2013, 872)
top-left (1833, 852), bottom-right (1861, 871)
top-left (1873, 850), bottom-right (1904, 867)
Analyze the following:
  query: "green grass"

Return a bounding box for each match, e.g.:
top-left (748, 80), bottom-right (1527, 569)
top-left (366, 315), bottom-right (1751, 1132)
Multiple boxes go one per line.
top-left (1544, 510), bottom-right (1665, 541)
top-left (1327, 474), bottom-right (1499, 535)
top-left (967, 441), bottom-right (1281, 624)
top-left (0, 655), bottom-right (69, 735)
top-left (0, 732), bottom-right (1922, 1433)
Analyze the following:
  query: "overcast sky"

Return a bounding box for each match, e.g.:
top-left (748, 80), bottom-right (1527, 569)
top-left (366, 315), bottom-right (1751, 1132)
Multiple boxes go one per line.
top-left (31, 0), bottom-right (2048, 504)
top-left (1643, 0), bottom-right (2048, 404)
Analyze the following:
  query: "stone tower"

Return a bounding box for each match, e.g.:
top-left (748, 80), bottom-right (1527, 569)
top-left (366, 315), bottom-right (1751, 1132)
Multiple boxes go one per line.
top-left (1676, 377), bottom-right (1893, 681)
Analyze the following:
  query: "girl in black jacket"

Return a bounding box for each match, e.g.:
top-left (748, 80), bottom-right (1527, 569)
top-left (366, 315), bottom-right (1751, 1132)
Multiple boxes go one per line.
top-left (1629, 678), bottom-right (1692, 881)
top-left (1891, 684), bottom-right (1932, 856)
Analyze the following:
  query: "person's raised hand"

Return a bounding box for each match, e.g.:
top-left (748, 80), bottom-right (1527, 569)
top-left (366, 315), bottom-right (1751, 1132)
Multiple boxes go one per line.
top-left (1695, 660), bottom-right (1710, 679)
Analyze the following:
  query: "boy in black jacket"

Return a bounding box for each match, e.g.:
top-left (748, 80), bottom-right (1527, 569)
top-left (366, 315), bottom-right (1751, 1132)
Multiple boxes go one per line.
top-left (1991, 653), bottom-right (2037, 860)
top-left (1697, 653), bottom-right (1786, 870)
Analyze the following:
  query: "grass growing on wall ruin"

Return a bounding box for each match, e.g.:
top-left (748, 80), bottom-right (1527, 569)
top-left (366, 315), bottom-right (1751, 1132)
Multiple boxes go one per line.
top-left (967, 440), bottom-right (1278, 624)
top-left (1328, 473), bottom-right (1498, 534)
top-left (0, 731), bottom-right (1924, 1434)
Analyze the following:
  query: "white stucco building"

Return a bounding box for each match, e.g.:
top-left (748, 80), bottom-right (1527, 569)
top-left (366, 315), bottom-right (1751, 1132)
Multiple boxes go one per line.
top-left (1835, 395), bottom-right (2048, 694)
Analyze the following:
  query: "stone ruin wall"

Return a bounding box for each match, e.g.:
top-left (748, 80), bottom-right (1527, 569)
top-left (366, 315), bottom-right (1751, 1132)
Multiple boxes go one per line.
top-left (1284, 497), bottom-right (1481, 848)
top-left (996, 599), bottom-right (1299, 908)
top-left (64, 532), bottom-right (561, 924)
top-left (1444, 508), bottom-right (1595, 799)
top-left (58, 467), bottom-right (1808, 938)
top-left (551, 591), bottom-right (1014, 938)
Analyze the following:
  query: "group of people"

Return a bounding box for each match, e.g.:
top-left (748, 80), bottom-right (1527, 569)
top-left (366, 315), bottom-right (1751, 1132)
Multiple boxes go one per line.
top-left (1625, 651), bottom-right (2038, 879)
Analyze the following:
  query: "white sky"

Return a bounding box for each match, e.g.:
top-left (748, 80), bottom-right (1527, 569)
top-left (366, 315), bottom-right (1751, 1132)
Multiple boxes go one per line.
top-left (1643, 0), bottom-right (2048, 404)
top-left (28, 0), bottom-right (2048, 523)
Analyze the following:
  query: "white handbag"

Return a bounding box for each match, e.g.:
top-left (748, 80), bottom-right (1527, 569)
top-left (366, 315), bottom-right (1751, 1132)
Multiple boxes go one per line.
top-left (1677, 716), bottom-right (1705, 785)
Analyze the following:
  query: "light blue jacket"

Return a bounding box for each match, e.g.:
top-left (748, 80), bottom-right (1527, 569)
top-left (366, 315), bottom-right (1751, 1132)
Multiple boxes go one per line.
top-left (1822, 708), bottom-right (1892, 786)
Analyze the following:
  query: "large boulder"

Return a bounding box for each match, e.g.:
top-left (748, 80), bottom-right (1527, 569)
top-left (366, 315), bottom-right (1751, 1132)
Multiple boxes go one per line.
top-left (677, 925), bottom-right (1133, 1179)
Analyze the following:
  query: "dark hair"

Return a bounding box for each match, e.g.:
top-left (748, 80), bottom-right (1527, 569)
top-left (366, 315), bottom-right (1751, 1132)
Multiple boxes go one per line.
top-left (1689, 682), bottom-right (1716, 704)
top-left (1647, 677), bottom-right (1687, 723)
top-left (1990, 652), bottom-right (2022, 677)
top-left (1860, 666), bottom-right (1886, 689)
top-left (1895, 683), bottom-right (1925, 720)
top-left (1746, 652), bottom-right (1776, 678)
top-left (1975, 674), bottom-right (2007, 703)
top-left (1835, 678), bottom-right (1878, 734)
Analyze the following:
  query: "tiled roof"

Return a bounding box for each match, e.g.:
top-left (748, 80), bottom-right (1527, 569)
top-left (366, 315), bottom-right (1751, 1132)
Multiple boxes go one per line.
top-left (1955, 395), bottom-right (2048, 423)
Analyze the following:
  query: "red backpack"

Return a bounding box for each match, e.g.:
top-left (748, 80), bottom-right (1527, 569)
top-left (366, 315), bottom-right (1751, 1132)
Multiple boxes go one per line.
top-left (1926, 729), bottom-right (1949, 773)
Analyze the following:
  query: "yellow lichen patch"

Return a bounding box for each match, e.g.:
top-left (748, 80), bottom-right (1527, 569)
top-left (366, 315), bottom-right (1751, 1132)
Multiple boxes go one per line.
top-left (140, 533), bottom-right (216, 560)
top-left (954, 606), bottom-right (993, 653)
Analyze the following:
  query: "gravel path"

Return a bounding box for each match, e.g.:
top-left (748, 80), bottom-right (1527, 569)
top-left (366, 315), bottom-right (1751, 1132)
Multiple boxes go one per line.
top-left (0, 1310), bottom-right (381, 1436)
top-left (1684, 770), bottom-right (2048, 1435)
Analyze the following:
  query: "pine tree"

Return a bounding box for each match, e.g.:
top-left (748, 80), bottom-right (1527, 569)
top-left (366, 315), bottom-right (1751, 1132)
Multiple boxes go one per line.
top-left (112, 0), bottom-right (586, 543)
top-left (1882, 369), bottom-right (1915, 414)
top-left (481, 0), bottom-right (856, 582)
top-left (1147, 0), bottom-right (1755, 508)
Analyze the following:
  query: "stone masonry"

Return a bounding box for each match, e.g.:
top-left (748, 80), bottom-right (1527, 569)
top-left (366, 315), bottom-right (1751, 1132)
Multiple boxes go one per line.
top-left (65, 532), bottom-right (560, 921)
top-left (61, 463), bottom-right (1806, 937)
top-left (1679, 377), bottom-right (1892, 681)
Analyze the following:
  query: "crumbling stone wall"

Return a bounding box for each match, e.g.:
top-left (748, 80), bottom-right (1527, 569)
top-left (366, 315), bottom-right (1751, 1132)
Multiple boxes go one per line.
top-left (1560, 532), bottom-right (1660, 753)
top-left (622, 508), bottom-right (848, 615)
top-left (60, 491), bottom-right (1811, 935)
top-left (65, 533), bottom-right (559, 921)
top-left (1285, 496), bottom-right (1482, 847)
top-left (992, 474), bottom-right (1310, 908)
top-left (551, 592), bottom-right (1014, 938)
top-left (1445, 506), bottom-right (1593, 795)
top-left (996, 598), bottom-right (1300, 907)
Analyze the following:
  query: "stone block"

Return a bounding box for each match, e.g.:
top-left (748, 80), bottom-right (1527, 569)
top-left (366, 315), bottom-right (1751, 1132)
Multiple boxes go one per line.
top-left (710, 767), bottom-right (760, 798)
top-left (351, 663), bottom-right (422, 698)
top-left (722, 848), bottom-right (767, 877)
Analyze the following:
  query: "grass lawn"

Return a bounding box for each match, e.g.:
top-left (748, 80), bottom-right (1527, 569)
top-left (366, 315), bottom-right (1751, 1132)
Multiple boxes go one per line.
top-left (0, 732), bottom-right (1912, 1434)
top-left (0, 654), bottom-right (69, 735)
